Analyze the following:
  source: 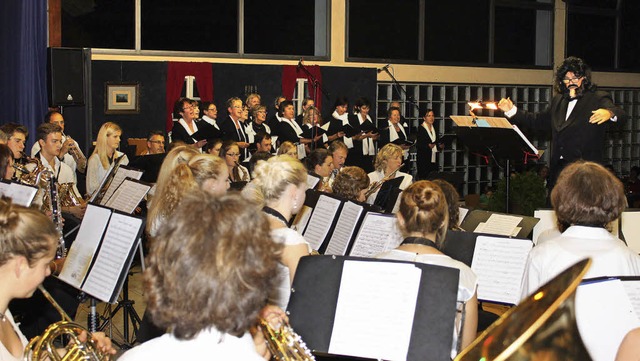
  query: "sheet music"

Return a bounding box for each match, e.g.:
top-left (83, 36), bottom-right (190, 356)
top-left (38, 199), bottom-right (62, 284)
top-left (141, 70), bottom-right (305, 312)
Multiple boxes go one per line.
top-left (349, 213), bottom-right (403, 258)
top-left (302, 195), bottom-right (342, 250)
top-left (512, 125), bottom-right (539, 155)
top-left (82, 213), bottom-right (143, 303)
top-left (471, 236), bottom-right (533, 304)
top-left (473, 213), bottom-right (523, 236)
top-left (0, 181), bottom-right (9, 195)
top-left (577, 279), bottom-right (640, 361)
top-left (622, 280), bottom-right (640, 317)
top-left (58, 205), bottom-right (112, 288)
top-left (99, 166), bottom-right (144, 206)
top-left (296, 143), bottom-right (306, 160)
top-left (325, 202), bottom-right (364, 256)
top-left (291, 205), bottom-right (312, 235)
top-left (104, 178), bottom-right (151, 214)
top-left (4, 183), bottom-right (38, 206)
top-left (305, 174), bottom-right (320, 190)
top-left (459, 207), bottom-right (469, 226)
top-left (329, 260), bottom-right (421, 361)
top-left (621, 212), bottom-right (640, 253)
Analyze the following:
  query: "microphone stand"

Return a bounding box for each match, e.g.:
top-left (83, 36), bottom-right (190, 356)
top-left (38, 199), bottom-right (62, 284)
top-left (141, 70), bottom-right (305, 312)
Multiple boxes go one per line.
top-left (381, 65), bottom-right (419, 134)
top-left (297, 60), bottom-right (331, 151)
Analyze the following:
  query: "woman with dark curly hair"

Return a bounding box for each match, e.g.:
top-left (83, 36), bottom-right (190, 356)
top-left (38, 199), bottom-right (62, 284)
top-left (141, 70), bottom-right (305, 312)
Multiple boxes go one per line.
top-left (120, 193), bottom-right (283, 360)
top-left (332, 166), bottom-right (370, 202)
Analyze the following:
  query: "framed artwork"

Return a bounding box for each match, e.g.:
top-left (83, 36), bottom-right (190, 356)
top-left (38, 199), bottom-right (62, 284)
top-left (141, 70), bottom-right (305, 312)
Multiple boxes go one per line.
top-left (105, 83), bottom-right (140, 114)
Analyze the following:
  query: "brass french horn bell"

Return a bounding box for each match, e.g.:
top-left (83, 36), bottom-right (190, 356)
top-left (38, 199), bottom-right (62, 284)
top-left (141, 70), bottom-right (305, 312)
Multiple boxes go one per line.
top-left (455, 258), bottom-right (593, 361)
top-left (24, 285), bottom-right (110, 361)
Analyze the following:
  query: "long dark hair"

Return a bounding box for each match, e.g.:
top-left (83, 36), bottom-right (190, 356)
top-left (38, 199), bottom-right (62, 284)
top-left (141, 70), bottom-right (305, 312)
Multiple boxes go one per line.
top-left (554, 56), bottom-right (596, 95)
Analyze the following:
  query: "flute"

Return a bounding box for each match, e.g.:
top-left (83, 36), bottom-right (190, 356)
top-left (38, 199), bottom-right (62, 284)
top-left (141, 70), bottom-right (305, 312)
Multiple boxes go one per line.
top-left (364, 163), bottom-right (403, 199)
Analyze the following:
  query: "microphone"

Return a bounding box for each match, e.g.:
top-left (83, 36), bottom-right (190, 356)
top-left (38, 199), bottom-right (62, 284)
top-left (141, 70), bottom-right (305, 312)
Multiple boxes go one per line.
top-left (297, 58), bottom-right (304, 70)
top-left (377, 64), bottom-right (391, 73)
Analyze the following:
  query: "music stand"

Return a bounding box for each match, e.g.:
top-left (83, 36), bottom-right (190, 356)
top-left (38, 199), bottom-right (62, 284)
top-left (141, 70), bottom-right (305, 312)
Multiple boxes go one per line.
top-left (288, 255), bottom-right (459, 361)
top-left (373, 176), bottom-right (404, 212)
top-left (459, 209), bottom-right (540, 239)
top-left (451, 115), bottom-right (540, 213)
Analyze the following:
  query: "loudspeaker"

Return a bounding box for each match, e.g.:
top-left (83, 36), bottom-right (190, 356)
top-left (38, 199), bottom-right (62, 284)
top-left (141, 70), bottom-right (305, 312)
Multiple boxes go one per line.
top-left (48, 47), bottom-right (86, 106)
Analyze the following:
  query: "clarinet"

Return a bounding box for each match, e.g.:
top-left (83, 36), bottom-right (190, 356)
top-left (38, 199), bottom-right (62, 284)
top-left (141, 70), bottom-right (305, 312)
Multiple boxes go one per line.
top-left (49, 175), bottom-right (66, 258)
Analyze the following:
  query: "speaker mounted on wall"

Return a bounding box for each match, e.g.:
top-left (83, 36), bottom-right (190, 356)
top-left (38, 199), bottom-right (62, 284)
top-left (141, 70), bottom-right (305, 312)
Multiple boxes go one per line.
top-left (47, 47), bottom-right (88, 106)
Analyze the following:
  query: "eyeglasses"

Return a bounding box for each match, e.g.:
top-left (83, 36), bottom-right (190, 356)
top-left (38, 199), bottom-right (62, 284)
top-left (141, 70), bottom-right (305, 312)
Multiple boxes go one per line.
top-left (182, 106), bottom-right (194, 111)
top-left (226, 153), bottom-right (241, 157)
top-left (207, 108), bottom-right (216, 111)
top-left (562, 77), bottom-right (582, 83)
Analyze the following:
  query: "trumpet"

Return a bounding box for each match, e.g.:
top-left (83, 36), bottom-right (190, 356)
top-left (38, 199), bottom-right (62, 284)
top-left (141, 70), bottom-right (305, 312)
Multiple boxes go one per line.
top-left (24, 285), bottom-right (110, 361)
top-left (364, 163), bottom-right (403, 199)
top-left (62, 133), bottom-right (87, 173)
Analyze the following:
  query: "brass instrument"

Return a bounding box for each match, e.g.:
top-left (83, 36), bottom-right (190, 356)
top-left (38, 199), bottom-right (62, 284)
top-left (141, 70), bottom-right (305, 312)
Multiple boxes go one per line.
top-left (24, 285), bottom-right (110, 361)
top-left (454, 258), bottom-right (593, 361)
top-left (260, 318), bottom-right (315, 361)
top-left (363, 163), bottom-right (403, 199)
top-left (62, 133), bottom-right (87, 173)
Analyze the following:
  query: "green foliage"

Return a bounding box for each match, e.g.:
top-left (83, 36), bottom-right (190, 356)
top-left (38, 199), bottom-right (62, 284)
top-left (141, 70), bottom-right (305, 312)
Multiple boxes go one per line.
top-left (488, 171), bottom-right (547, 216)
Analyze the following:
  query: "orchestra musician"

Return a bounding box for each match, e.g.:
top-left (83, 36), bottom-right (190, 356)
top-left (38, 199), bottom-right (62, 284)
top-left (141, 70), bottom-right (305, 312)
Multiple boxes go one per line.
top-left (221, 140), bottom-right (250, 184)
top-left (276, 141), bottom-right (297, 158)
top-left (366, 143), bottom-right (413, 212)
top-left (31, 111), bottom-right (87, 177)
top-left (332, 166), bottom-right (370, 203)
top-left (306, 148), bottom-right (334, 192)
top-left (86, 122), bottom-right (129, 196)
top-left (0, 145), bottom-right (14, 180)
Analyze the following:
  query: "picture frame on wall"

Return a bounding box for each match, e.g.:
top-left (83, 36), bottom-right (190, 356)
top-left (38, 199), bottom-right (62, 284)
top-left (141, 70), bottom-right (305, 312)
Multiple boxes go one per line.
top-left (105, 83), bottom-right (140, 114)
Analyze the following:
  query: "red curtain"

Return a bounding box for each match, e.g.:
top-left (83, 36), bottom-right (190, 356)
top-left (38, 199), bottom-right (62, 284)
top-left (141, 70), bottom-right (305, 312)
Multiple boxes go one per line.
top-left (165, 62), bottom-right (214, 132)
top-left (282, 65), bottom-right (323, 111)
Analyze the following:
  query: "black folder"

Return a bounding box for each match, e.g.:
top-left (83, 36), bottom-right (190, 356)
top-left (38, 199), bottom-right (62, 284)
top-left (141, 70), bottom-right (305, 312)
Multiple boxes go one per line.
top-left (459, 209), bottom-right (539, 239)
top-left (288, 255), bottom-right (459, 361)
top-left (373, 176), bottom-right (404, 212)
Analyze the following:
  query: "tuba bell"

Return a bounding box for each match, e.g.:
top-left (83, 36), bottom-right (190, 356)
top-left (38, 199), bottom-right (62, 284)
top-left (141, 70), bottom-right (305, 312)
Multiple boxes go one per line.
top-left (24, 285), bottom-right (110, 361)
top-left (454, 258), bottom-right (593, 361)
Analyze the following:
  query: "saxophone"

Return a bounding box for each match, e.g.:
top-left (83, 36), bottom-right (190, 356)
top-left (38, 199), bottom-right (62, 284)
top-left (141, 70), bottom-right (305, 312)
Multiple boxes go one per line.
top-left (24, 285), bottom-right (110, 361)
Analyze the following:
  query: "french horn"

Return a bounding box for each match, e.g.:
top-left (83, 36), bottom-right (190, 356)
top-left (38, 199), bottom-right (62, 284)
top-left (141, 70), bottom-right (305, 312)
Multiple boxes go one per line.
top-left (24, 285), bottom-right (110, 361)
top-left (454, 258), bottom-right (593, 361)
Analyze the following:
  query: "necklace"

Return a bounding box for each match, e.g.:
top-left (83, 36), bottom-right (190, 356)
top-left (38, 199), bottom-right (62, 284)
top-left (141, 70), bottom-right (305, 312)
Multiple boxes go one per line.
top-left (0, 311), bottom-right (6, 322)
top-left (401, 236), bottom-right (438, 249)
top-left (262, 206), bottom-right (289, 226)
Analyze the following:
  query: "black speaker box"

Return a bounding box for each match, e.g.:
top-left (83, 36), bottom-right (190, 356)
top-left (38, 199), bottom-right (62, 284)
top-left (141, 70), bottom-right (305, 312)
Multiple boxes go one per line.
top-left (47, 47), bottom-right (86, 106)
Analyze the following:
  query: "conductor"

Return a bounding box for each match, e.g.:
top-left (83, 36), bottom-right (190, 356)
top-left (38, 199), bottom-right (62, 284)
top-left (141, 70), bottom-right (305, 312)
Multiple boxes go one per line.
top-left (498, 56), bottom-right (626, 186)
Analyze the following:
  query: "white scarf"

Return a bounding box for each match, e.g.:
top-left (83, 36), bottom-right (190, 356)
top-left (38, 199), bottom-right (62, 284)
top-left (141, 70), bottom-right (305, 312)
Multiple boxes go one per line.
top-left (422, 122), bottom-right (438, 163)
top-left (283, 118), bottom-right (303, 137)
top-left (202, 115), bottom-right (219, 130)
top-left (356, 113), bottom-right (375, 156)
top-left (388, 120), bottom-right (409, 159)
top-left (330, 111), bottom-right (353, 148)
top-left (179, 118), bottom-right (200, 144)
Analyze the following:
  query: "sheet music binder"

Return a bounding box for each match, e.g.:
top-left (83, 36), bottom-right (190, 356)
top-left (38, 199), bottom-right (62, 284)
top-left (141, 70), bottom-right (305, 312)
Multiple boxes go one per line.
top-left (287, 255), bottom-right (459, 361)
top-left (58, 203), bottom-right (145, 303)
top-left (443, 231), bottom-right (533, 305)
top-left (373, 176), bottom-right (404, 212)
top-left (103, 177), bottom-right (152, 214)
top-left (460, 209), bottom-right (539, 239)
top-left (302, 193), bottom-right (346, 251)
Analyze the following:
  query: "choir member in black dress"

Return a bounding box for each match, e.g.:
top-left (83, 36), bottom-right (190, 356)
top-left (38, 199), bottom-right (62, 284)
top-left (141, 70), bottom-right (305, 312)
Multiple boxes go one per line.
top-left (346, 97), bottom-right (378, 173)
top-left (416, 109), bottom-right (444, 180)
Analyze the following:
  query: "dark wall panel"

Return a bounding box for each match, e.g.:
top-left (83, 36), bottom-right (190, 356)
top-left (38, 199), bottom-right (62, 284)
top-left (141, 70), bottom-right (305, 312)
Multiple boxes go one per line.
top-left (320, 67), bottom-right (377, 120)
top-left (213, 63), bottom-right (282, 115)
top-left (91, 61), bottom-right (167, 144)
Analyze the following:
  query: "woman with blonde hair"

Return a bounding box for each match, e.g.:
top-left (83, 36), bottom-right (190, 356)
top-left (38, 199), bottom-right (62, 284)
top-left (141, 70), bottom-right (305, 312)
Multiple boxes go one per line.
top-left (366, 143), bottom-right (413, 211)
top-left (252, 155), bottom-right (311, 310)
top-left (147, 151), bottom-right (228, 237)
top-left (0, 200), bottom-right (116, 360)
top-left (86, 122), bottom-right (129, 195)
top-left (276, 141), bottom-right (297, 158)
top-left (376, 181), bottom-right (478, 357)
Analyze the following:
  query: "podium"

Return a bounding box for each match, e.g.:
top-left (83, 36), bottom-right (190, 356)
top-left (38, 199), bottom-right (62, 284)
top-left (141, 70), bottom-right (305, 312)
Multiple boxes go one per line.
top-left (450, 115), bottom-right (541, 213)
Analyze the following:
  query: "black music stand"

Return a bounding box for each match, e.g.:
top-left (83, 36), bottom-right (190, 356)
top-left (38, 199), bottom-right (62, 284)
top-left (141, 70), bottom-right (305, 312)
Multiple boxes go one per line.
top-left (459, 209), bottom-right (540, 239)
top-left (451, 116), bottom-right (540, 213)
top-left (288, 255), bottom-right (459, 361)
